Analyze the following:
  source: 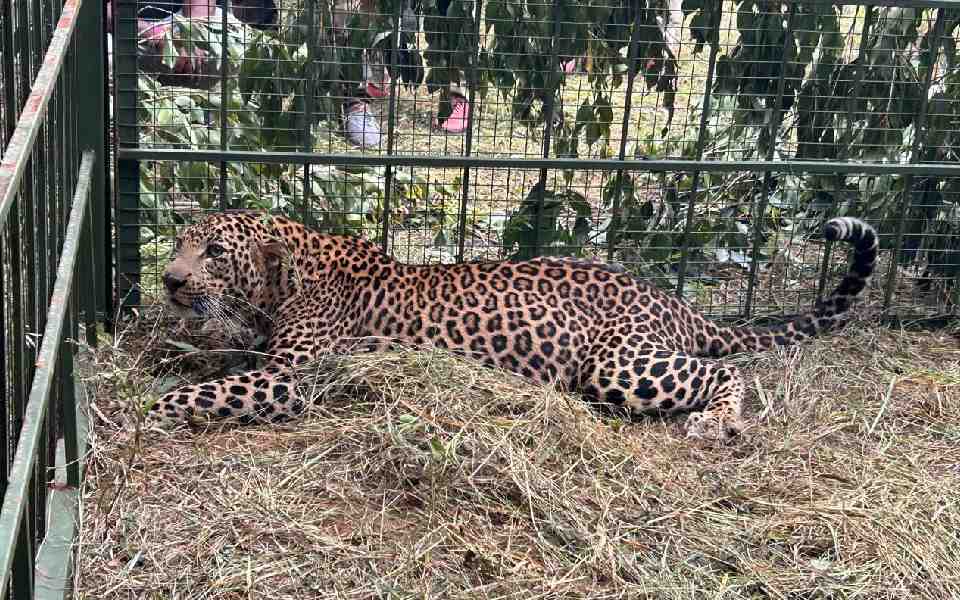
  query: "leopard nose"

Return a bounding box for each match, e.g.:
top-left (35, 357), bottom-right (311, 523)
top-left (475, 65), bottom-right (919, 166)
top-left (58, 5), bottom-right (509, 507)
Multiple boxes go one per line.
top-left (162, 272), bottom-right (187, 293)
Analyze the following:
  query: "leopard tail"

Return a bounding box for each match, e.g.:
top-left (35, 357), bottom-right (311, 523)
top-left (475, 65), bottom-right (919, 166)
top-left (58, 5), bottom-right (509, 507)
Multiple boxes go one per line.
top-left (701, 217), bottom-right (878, 357)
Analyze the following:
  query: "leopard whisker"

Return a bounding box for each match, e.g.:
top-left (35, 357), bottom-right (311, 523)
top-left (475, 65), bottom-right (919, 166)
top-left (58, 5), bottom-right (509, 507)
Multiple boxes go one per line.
top-left (219, 292), bottom-right (274, 323)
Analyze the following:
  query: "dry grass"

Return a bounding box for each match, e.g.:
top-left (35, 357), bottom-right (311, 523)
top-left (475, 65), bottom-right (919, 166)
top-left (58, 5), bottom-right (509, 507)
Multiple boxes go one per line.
top-left (75, 313), bottom-right (960, 599)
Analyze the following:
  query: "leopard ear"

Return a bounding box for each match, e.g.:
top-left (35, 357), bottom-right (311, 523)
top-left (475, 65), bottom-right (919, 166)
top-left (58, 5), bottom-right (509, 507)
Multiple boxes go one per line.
top-left (259, 239), bottom-right (286, 266)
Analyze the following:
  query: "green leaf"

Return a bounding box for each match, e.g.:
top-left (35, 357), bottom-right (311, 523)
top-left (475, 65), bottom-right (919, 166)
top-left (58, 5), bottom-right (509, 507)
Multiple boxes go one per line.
top-left (165, 340), bottom-right (202, 353)
top-left (429, 436), bottom-right (446, 461)
top-left (575, 100), bottom-right (593, 134)
top-left (586, 122), bottom-right (602, 146)
top-left (595, 97), bottom-right (613, 124)
top-left (154, 376), bottom-right (183, 396)
top-left (161, 35), bottom-right (178, 70)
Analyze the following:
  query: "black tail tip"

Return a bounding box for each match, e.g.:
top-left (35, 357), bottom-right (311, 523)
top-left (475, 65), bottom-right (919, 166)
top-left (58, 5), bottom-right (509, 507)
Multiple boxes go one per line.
top-left (824, 217), bottom-right (875, 244)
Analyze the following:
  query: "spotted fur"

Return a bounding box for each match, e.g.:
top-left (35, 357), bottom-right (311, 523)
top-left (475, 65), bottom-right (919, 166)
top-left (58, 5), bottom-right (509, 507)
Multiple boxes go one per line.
top-left (151, 213), bottom-right (877, 440)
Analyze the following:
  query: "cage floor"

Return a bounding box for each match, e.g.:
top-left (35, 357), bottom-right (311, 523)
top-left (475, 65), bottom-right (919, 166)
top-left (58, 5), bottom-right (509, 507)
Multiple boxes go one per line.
top-left (72, 312), bottom-right (960, 599)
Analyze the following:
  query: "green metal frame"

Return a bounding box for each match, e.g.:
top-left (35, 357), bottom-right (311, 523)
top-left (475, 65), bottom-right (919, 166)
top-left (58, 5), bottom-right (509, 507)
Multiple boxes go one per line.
top-left (0, 150), bottom-right (97, 597)
top-left (0, 0), bottom-right (107, 592)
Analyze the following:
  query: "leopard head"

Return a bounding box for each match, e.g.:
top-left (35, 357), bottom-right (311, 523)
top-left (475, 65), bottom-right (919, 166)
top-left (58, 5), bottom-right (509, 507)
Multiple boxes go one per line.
top-left (162, 213), bottom-right (286, 322)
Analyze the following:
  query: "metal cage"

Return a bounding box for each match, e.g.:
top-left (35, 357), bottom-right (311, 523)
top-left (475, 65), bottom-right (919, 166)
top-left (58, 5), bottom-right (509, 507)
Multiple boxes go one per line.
top-left (113, 0), bottom-right (960, 323)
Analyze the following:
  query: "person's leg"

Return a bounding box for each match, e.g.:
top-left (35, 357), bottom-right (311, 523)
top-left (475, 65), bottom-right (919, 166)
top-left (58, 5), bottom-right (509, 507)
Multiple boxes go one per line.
top-left (337, 0), bottom-right (387, 148)
top-left (343, 94), bottom-right (383, 148)
top-left (363, 47), bottom-right (392, 99)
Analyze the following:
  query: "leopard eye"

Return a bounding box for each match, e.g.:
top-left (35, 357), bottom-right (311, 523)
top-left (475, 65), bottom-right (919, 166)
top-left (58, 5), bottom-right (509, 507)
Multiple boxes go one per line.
top-left (206, 243), bottom-right (226, 258)
top-left (173, 238), bottom-right (182, 254)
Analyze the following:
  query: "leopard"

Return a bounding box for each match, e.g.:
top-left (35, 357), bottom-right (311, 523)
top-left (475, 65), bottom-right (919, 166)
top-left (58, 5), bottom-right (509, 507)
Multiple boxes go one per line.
top-left (149, 211), bottom-right (877, 440)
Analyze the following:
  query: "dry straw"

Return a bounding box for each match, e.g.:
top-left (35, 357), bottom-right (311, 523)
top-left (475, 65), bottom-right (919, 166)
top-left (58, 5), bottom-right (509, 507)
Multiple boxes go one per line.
top-left (76, 310), bottom-right (960, 599)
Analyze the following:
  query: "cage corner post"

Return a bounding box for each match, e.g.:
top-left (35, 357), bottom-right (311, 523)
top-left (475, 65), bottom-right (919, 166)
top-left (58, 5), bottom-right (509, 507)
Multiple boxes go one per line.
top-left (114, 0), bottom-right (142, 310)
top-left (75, 0), bottom-right (107, 343)
top-left (882, 7), bottom-right (945, 314)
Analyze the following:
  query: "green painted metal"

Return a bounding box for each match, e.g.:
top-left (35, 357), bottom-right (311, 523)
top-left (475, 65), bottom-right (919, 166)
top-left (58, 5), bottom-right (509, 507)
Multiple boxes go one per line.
top-left (743, 1), bottom-right (797, 319)
top-left (301, 0), bottom-right (317, 225)
top-left (0, 0), bottom-right (106, 591)
top-left (114, 0), bottom-right (142, 309)
top-left (453, 0), bottom-right (484, 263)
top-left (115, 147), bottom-right (960, 177)
top-left (882, 9), bottom-right (947, 310)
top-left (530, 0), bottom-right (564, 256)
top-left (0, 149), bottom-right (96, 596)
top-left (674, 0), bottom-right (722, 296)
top-left (218, 0), bottom-right (231, 211)
top-left (0, 3), bottom-right (81, 222)
top-left (606, 2), bottom-right (645, 262)
top-left (32, 489), bottom-right (77, 600)
top-left (378, 0), bottom-right (405, 252)
top-left (34, 387), bottom-right (88, 600)
top-left (837, 0), bottom-right (960, 6)
top-left (74, 0), bottom-right (108, 335)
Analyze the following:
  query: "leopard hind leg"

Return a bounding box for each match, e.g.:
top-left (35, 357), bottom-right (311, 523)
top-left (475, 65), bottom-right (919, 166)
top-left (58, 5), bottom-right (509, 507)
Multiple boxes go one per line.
top-left (578, 348), bottom-right (746, 441)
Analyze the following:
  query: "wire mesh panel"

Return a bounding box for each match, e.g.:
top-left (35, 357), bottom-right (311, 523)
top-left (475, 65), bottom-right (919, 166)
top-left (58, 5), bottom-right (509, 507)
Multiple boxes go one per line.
top-left (114, 0), bottom-right (960, 321)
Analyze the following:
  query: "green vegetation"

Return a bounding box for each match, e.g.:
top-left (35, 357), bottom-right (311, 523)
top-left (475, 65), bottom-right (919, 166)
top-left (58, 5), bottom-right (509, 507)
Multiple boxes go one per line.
top-left (131, 1), bottom-right (960, 309)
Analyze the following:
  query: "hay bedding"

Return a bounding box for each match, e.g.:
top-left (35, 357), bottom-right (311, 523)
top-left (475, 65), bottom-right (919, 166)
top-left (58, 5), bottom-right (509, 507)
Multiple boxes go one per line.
top-left (76, 313), bottom-right (960, 599)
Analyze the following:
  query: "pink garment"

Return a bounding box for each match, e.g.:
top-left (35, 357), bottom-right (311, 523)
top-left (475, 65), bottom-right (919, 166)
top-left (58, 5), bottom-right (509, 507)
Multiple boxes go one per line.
top-left (434, 93), bottom-right (470, 134)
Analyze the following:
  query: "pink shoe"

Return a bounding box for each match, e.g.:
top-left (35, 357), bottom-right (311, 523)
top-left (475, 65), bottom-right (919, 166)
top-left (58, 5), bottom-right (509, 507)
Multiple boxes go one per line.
top-left (435, 93), bottom-right (470, 134)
